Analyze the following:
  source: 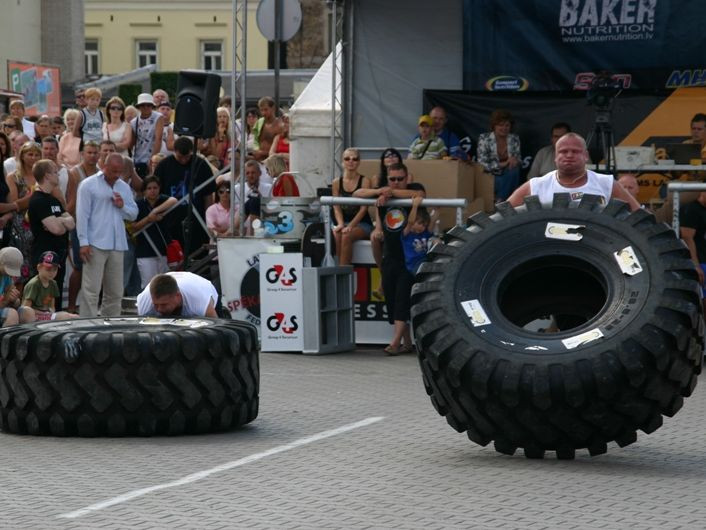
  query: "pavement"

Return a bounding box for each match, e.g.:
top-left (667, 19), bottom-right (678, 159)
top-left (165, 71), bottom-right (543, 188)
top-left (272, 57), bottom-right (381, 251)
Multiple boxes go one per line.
top-left (2, 347), bottom-right (706, 529)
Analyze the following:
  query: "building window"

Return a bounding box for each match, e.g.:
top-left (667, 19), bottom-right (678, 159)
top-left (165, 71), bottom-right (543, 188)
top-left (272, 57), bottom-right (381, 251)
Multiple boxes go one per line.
top-left (201, 41), bottom-right (223, 71)
top-left (85, 39), bottom-right (99, 76)
top-left (136, 40), bottom-right (158, 68)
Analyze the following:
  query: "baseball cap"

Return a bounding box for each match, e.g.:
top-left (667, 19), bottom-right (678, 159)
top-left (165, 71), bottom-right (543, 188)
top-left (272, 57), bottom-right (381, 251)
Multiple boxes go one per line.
top-left (418, 114), bottom-right (433, 126)
top-left (0, 247), bottom-right (23, 277)
top-left (136, 93), bottom-right (155, 107)
top-left (38, 250), bottom-right (60, 268)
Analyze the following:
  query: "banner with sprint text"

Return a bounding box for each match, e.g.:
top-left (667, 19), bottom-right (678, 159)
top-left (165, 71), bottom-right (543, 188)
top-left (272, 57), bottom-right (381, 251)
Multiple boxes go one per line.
top-left (463, 0), bottom-right (706, 92)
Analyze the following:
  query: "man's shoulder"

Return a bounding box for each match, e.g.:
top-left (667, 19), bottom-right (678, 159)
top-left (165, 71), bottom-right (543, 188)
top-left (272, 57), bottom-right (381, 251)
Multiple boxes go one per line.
top-left (407, 182), bottom-right (425, 191)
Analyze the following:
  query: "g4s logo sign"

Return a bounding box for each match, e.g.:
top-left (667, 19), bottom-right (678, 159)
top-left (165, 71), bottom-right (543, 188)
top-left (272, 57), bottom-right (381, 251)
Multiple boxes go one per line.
top-left (265, 264), bottom-right (298, 286)
top-left (266, 312), bottom-right (299, 334)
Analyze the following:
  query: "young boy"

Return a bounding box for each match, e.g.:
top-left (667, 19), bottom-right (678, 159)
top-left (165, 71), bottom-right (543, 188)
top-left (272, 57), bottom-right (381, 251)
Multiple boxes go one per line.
top-left (0, 247), bottom-right (35, 326)
top-left (22, 251), bottom-right (77, 321)
top-left (72, 87), bottom-right (104, 145)
top-left (401, 195), bottom-right (436, 275)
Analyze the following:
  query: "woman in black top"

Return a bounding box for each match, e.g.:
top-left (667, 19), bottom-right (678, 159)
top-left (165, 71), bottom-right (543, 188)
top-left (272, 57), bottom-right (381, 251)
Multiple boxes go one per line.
top-left (332, 148), bottom-right (372, 265)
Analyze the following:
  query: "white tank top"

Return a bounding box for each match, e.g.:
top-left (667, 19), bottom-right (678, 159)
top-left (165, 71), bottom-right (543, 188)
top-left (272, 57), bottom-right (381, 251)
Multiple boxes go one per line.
top-left (529, 170), bottom-right (614, 205)
top-left (103, 122), bottom-right (129, 155)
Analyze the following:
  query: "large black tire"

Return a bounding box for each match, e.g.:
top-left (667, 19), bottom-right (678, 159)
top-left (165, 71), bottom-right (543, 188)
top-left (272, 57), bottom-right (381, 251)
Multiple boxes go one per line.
top-left (0, 317), bottom-right (259, 436)
top-left (411, 194), bottom-right (703, 459)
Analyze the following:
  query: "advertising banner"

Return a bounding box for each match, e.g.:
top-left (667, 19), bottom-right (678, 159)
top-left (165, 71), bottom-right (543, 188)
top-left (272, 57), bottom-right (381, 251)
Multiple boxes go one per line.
top-left (217, 238), bottom-right (284, 332)
top-left (7, 61), bottom-right (61, 116)
top-left (463, 0), bottom-right (706, 92)
top-left (260, 253), bottom-right (304, 351)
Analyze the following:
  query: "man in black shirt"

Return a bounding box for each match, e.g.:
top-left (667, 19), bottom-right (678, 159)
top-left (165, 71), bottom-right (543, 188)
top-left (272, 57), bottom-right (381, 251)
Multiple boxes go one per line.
top-left (680, 192), bottom-right (706, 302)
top-left (28, 160), bottom-right (75, 309)
top-left (154, 137), bottom-right (215, 256)
top-left (355, 162), bottom-right (425, 354)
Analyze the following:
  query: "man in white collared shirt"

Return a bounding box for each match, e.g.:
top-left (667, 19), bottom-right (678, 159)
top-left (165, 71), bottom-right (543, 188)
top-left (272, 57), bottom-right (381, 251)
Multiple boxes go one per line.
top-left (76, 153), bottom-right (138, 317)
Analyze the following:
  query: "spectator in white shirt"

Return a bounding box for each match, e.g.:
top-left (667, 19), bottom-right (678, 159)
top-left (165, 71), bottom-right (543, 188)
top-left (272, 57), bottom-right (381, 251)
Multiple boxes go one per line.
top-left (76, 153), bottom-right (138, 317)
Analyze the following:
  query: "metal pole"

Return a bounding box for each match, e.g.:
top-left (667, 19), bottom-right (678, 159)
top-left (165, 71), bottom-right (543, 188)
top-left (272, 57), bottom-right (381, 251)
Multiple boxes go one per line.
top-left (330, 0), bottom-right (337, 186)
top-left (274, 0), bottom-right (281, 111)
top-left (229, 0), bottom-right (237, 235)
top-left (239, 0), bottom-right (248, 235)
top-left (667, 181), bottom-right (706, 236)
top-left (322, 205), bottom-right (335, 267)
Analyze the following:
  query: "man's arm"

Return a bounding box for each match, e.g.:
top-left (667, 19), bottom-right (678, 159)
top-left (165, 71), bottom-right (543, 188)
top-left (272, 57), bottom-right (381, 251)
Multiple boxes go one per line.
top-left (680, 225), bottom-right (705, 284)
top-left (75, 180), bottom-right (91, 246)
top-left (72, 111), bottom-right (83, 138)
top-left (66, 168), bottom-right (80, 216)
top-left (40, 215), bottom-right (69, 236)
top-left (151, 116), bottom-right (165, 157)
top-left (204, 298), bottom-right (218, 318)
top-left (611, 181), bottom-right (641, 212)
top-left (507, 181), bottom-right (532, 207)
top-left (116, 182), bottom-right (139, 221)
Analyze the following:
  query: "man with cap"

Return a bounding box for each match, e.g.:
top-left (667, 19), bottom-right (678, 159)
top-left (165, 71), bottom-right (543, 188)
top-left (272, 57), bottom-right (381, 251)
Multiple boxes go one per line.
top-left (137, 271), bottom-right (219, 317)
top-left (0, 247), bottom-right (35, 326)
top-left (22, 251), bottom-right (78, 321)
top-left (130, 93), bottom-right (165, 177)
top-left (27, 159), bottom-right (75, 310)
top-left (407, 115), bottom-right (447, 160)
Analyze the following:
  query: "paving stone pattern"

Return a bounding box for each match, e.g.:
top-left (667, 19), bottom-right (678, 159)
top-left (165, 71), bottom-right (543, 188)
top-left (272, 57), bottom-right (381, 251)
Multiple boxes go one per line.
top-left (2, 349), bottom-right (706, 529)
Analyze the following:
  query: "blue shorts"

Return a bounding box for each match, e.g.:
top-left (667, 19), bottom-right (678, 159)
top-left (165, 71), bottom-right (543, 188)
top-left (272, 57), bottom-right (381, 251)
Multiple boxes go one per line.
top-left (701, 264), bottom-right (706, 296)
top-left (357, 222), bottom-right (373, 236)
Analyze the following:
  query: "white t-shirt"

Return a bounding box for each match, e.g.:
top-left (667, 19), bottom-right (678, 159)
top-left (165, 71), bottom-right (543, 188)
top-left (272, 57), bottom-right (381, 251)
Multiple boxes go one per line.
top-left (529, 170), bottom-right (614, 205)
top-left (3, 157), bottom-right (17, 176)
top-left (137, 271), bottom-right (218, 317)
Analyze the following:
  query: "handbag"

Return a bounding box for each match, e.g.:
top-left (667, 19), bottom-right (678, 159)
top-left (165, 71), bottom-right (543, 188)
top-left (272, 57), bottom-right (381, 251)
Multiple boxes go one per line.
top-left (165, 239), bottom-right (184, 270)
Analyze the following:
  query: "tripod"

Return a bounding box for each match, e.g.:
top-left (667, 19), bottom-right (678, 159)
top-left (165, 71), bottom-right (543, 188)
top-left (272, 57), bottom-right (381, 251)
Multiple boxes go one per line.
top-left (585, 109), bottom-right (616, 174)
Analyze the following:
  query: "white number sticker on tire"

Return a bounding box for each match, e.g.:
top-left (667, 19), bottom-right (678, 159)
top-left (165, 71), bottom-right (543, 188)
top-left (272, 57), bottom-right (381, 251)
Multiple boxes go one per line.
top-left (461, 299), bottom-right (491, 327)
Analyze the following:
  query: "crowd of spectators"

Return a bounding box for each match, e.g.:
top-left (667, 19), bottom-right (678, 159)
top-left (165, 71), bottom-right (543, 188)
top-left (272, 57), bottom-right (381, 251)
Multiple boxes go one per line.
top-left (0, 87), bottom-right (298, 323)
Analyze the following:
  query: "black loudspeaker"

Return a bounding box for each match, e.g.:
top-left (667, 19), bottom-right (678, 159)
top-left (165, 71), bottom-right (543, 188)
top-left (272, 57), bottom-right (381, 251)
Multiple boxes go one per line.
top-left (174, 70), bottom-right (222, 138)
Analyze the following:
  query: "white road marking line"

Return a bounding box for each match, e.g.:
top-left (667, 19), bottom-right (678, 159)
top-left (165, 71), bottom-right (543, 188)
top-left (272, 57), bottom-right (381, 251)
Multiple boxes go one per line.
top-left (57, 416), bottom-right (385, 520)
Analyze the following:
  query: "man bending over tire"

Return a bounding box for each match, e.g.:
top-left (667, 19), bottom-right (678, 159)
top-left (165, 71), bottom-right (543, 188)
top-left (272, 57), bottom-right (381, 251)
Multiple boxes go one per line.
top-left (137, 271), bottom-right (219, 317)
top-left (507, 132), bottom-right (640, 211)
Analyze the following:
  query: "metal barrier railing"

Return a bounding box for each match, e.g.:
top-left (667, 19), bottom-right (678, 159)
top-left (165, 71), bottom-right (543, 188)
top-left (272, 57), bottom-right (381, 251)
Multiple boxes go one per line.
top-left (318, 196), bottom-right (467, 266)
top-left (668, 182), bottom-right (706, 236)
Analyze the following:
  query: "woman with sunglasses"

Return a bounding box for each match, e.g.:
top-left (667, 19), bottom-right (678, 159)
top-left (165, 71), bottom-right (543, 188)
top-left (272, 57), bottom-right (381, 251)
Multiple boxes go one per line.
top-left (2, 117), bottom-right (22, 136)
top-left (332, 148), bottom-right (372, 265)
top-left (206, 182), bottom-right (237, 238)
top-left (369, 148), bottom-right (404, 296)
top-left (103, 96), bottom-right (133, 156)
top-left (6, 142), bottom-right (42, 282)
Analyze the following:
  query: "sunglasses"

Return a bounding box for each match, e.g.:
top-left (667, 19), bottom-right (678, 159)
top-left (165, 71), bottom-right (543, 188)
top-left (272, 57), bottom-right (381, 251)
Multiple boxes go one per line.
top-left (343, 156), bottom-right (359, 161)
top-left (218, 189), bottom-right (231, 194)
top-left (109, 106), bottom-right (123, 111)
top-left (383, 152), bottom-right (397, 158)
top-left (388, 176), bottom-right (406, 182)
top-left (3, 123), bottom-right (15, 129)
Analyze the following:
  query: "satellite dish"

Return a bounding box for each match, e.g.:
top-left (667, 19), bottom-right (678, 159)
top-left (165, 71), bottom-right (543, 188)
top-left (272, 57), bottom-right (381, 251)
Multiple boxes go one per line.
top-left (256, 0), bottom-right (303, 42)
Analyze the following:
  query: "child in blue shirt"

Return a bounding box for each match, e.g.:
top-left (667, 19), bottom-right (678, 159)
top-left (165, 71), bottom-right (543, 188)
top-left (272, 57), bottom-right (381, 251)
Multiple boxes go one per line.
top-left (401, 196), bottom-right (436, 275)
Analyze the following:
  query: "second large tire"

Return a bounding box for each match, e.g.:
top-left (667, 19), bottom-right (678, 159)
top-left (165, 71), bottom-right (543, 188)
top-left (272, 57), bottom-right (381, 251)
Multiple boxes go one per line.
top-left (0, 317), bottom-right (259, 436)
top-left (411, 194), bottom-right (703, 459)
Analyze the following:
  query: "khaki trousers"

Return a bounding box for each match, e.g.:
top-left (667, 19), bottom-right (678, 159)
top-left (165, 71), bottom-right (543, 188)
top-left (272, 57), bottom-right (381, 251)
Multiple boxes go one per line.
top-left (79, 247), bottom-right (124, 317)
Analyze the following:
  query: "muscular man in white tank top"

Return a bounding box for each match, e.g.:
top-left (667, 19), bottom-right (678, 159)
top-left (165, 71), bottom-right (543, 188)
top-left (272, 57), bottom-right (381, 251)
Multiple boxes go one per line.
top-left (507, 133), bottom-right (641, 211)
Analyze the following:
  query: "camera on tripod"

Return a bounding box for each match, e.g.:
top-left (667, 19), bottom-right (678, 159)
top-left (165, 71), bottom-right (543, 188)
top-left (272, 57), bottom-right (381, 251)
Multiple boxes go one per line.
top-left (587, 71), bottom-right (622, 111)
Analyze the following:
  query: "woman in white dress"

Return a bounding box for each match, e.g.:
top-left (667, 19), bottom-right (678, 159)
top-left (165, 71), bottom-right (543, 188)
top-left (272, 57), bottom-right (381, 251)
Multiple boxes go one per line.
top-left (102, 96), bottom-right (133, 156)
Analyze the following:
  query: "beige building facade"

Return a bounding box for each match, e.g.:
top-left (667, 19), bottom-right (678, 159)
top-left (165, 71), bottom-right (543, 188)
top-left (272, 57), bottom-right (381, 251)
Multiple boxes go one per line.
top-left (84, 0), bottom-right (269, 76)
